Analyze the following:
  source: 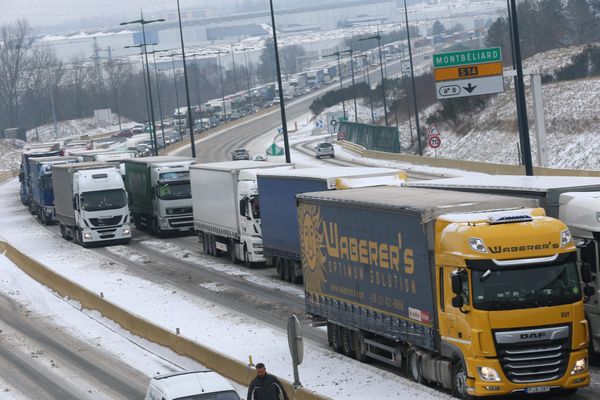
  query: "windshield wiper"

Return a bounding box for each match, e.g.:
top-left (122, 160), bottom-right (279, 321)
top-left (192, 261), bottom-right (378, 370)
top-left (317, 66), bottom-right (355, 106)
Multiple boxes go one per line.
top-left (475, 299), bottom-right (515, 310)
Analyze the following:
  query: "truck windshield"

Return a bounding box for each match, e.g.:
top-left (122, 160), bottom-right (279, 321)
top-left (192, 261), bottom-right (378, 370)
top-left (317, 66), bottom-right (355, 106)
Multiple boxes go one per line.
top-left (81, 189), bottom-right (127, 211)
top-left (158, 182), bottom-right (191, 200)
top-left (174, 390), bottom-right (240, 400)
top-left (472, 260), bottom-right (581, 311)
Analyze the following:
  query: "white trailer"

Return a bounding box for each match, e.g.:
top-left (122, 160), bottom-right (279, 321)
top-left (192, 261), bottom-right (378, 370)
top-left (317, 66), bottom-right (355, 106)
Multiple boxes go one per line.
top-left (190, 161), bottom-right (292, 266)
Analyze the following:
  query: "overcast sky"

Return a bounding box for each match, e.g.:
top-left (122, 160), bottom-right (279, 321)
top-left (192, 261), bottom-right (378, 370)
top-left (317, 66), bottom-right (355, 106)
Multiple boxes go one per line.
top-left (0, 0), bottom-right (235, 30)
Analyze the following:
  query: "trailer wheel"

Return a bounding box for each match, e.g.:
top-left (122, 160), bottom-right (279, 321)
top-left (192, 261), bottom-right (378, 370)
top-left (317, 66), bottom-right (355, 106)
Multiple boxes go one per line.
top-left (452, 359), bottom-right (472, 400)
top-left (341, 327), bottom-right (354, 358)
top-left (60, 224), bottom-right (67, 239)
top-left (407, 347), bottom-right (424, 384)
top-left (329, 323), bottom-right (342, 353)
top-left (201, 233), bottom-right (208, 254)
top-left (291, 261), bottom-right (303, 284)
top-left (352, 331), bottom-right (368, 363)
top-left (229, 239), bottom-right (237, 263)
top-left (207, 235), bottom-right (215, 256)
top-left (276, 258), bottom-right (285, 280)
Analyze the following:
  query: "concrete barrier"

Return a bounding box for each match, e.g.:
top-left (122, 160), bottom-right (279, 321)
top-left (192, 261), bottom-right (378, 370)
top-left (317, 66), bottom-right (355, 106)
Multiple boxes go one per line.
top-left (0, 240), bottom-right (329, 400)
top-left (0, 170), bottom-right (17, 183)
top-left (340, 141), bottom-right (600, 176)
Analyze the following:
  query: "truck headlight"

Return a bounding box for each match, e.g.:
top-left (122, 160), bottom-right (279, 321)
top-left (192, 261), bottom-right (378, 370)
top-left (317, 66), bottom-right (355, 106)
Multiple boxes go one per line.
top-left (478, 366), bottom-right (501, 382)
top-left (571, 357), bottom-right (587, 375)
top-left (166, 208), bottom-right (175, 215)
top-left (83, 232), bottom-right (92, 240)
top-left (469, 237), bottom-right (487, 253)
top-left (561, 229), bottom-right (572, 247)
top-left (122, 228), bottom-right (130, 236)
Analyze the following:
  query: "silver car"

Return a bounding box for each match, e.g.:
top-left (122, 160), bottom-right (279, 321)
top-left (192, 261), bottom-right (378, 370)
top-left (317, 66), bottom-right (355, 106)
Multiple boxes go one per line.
top-left (315, 142), bottom-right (335, 159)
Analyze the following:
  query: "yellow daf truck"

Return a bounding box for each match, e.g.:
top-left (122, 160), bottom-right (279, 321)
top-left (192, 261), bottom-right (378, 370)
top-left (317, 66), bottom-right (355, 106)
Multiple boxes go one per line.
top-left (297, 186), bottom-right (591, 398)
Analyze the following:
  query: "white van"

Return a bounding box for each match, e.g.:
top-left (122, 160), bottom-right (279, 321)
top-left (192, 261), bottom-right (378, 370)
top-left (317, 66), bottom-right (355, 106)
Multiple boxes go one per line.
top-left (145, 370), bottom-right (241, 400)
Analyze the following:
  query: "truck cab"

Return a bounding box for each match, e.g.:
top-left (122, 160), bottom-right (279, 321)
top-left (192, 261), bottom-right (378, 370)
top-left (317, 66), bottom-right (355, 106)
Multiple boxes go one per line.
top-left (436, 209), bottom-right (589, 397)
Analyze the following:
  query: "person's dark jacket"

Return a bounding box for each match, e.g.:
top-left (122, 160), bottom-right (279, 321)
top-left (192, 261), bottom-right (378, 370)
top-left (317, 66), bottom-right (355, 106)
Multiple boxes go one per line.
top-left (247, 373), bottom-right (289, 400)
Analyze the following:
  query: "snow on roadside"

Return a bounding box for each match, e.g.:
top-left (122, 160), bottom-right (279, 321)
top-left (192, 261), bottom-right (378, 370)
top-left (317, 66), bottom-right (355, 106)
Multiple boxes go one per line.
top-left (0, 253), bottom-right (247, 398)
top-left (0, 178), bottom-right (449, 400)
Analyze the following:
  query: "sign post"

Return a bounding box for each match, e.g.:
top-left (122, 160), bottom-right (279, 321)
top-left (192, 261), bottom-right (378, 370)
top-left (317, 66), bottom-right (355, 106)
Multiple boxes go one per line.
top-left (287, 315), bottom-right (303, 389)
top-left (433, 47), bottom-right (504, 100)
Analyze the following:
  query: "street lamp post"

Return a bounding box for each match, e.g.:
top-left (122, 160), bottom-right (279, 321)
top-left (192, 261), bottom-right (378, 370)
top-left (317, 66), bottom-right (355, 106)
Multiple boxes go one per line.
top-left (230, 44), bottom-right (239, 93)
top-left (323, 50), bottom-right (346, 120)
top-left (359, 31), bottom-right (388, 126)
top-left (402, 0), bottom-right (423, 156)
top-left (150, 49), bottom-right (168, 146)
top-left (121, 13), bottom-right (165, 156)
top-left (125, 43), bottom-right (155, 153)
top-left (342, 48), bottom-right (358, 122)
top-left (269, 0), bottom-right (291, 163)
top-left (243, 48), bottom-right (253, 111)
top-left (176, 0), bottom-right (196, 158)
top-left (216, 51), bottom-right (227, 121)
top-left (356, 53), bottom-right (375, 123)
top-left (191, 54), bottom-right (203, 130)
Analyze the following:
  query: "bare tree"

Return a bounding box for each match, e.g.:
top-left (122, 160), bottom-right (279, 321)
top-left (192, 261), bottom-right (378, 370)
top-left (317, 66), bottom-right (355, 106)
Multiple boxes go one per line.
top-left (66, 55), bottom-right (93, 118)
top-left (0, 19), bottom-right (33, 128)
top-left (103, 59), bottom-right (132, 128)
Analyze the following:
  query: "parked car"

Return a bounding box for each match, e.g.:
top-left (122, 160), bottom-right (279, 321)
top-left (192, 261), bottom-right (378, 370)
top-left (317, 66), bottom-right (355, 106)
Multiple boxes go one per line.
top-left (231, 148), bottom-right (250, 160)
top-left (315, 142), bottom-right (335, 159)
top-left (145, 370), bottom-right (240, 400)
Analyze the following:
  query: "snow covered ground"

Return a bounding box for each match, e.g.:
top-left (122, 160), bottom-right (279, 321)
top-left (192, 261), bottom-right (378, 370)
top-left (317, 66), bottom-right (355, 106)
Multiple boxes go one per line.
top-left (0, 253), bottom-right (247, 399)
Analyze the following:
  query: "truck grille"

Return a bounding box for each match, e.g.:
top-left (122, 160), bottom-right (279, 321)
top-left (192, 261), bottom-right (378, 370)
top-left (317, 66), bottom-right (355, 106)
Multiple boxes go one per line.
top-left (494, 325), bottom-right (570, 384)
top-left (89, 216), bottom-right (122, 227)
top-left (168, 207), bottom-right (192, 215)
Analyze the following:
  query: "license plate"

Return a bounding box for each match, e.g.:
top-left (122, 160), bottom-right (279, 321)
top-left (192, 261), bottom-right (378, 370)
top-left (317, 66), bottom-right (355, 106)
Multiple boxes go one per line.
top-left (525, 386), bottom-right (550, 394)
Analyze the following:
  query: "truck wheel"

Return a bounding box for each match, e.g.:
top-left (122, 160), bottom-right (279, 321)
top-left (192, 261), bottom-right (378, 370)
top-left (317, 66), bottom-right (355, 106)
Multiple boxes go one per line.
top-left (229, 240), bottom-right (237, 263)
top-left (291, 262), bottom-right (303, 284)
top-left (341, 327), bottom-right (354, 358)
top-left (283, 260), bottom-right (292, 282)
top-left (151, 218), bottom-right (163, 237)
top-left (407, 347), bottom-right (424, 384)
top-left (201, 233), bottom-right (208, 254)
top-left (452, 359), bottom-right (472, 400)
top-left (243, 245), bottom-right (252, 268)
top-left (276, 259), bottom-right (285, 280)
top-left (352, 331), bottom-right (369, 363)
top-left (329, 323), bottom-right (342, 353)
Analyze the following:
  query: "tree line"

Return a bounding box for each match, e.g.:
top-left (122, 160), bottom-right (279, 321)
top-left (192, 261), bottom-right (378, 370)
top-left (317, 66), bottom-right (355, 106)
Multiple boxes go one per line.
top-left (0, 19), bottom-right (307, 137)
top-left (486, 0), bottom-right (600, 65)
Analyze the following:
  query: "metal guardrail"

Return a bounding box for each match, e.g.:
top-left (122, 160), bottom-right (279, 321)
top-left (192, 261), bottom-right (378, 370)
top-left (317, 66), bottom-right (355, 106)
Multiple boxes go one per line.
top-left (0, 170), bottom-right (17, 183)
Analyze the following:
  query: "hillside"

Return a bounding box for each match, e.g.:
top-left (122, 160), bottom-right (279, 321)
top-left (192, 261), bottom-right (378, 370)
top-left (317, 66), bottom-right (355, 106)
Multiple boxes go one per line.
top-left (413, 45), bottom-right (600, 170)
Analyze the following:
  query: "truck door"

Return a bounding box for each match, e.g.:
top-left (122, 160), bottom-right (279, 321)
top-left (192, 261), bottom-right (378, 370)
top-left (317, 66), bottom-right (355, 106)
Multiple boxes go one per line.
top-left (438, 266), bottom-right (473, 353)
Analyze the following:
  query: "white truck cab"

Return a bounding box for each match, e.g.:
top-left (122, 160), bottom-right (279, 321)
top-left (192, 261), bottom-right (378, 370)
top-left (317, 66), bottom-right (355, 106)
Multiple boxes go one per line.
top-left (145, 370), bottom-right (240, 400)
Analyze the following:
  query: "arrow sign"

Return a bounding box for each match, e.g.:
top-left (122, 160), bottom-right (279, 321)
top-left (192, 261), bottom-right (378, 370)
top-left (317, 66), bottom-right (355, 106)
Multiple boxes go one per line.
top-left (463, 83), bottom-right (477, 93)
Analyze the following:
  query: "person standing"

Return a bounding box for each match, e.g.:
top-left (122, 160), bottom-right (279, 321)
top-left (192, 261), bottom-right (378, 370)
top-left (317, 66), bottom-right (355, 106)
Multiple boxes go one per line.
top-left (247, 363), bottom-right (289, 400)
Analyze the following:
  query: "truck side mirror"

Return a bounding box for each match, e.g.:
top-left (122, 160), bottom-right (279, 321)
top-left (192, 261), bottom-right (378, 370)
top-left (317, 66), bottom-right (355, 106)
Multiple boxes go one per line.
top-left (239, 199), bottom-right (246, 217)
top-left (72, 196), bottom-right (79, 211)
top-left (452, 295), bottom-right (464, 309)
top-left (451, 272), bottom-right (463, 295)
top-left (581, 263), bottom-right (592, 284)
top-left (18, 172), bottom-right (24, 182)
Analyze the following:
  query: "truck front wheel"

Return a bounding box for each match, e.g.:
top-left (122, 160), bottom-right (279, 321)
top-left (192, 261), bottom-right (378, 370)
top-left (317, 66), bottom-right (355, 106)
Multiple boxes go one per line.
top-left (452, 360), bottom-right (472, 400)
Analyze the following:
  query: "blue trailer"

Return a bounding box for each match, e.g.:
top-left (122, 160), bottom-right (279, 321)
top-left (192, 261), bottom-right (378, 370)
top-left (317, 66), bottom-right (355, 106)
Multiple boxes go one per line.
top-left (19, 148), bottom-right (62, 207)
top-left (30, 156), bottom-right (79, 224)
top-left (257, 167), bottom-right (404, 283)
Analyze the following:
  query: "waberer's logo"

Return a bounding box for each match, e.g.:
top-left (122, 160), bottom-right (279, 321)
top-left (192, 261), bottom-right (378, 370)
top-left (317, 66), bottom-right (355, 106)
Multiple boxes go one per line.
top-left (298, 203), bottom-right (327, 293)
